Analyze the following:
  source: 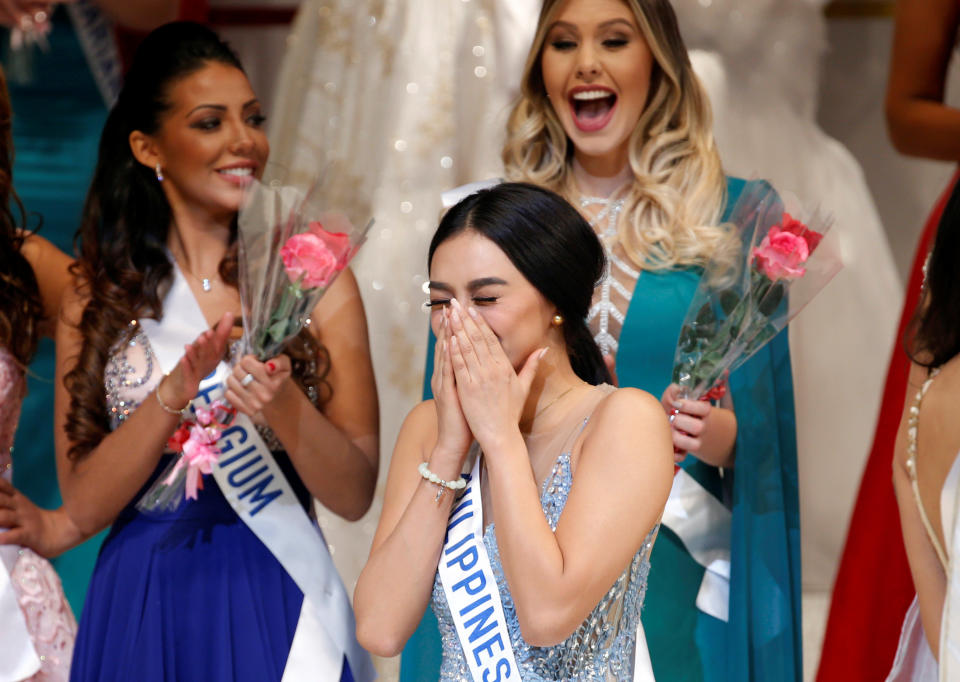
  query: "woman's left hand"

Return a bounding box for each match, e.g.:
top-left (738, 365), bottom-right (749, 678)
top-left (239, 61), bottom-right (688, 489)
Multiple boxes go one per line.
top-left (661, 383), bottom-right (737, 467)
top-left (447, 298), bottom-right (544, 451)
top-left (224, 354), bottom-right (293, 417)
top-left (662, 384), bottom-right (711, 463)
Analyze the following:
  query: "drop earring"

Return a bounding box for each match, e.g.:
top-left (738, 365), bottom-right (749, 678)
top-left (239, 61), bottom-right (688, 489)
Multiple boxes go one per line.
top-left (155, 163), bottom-right (164, 182)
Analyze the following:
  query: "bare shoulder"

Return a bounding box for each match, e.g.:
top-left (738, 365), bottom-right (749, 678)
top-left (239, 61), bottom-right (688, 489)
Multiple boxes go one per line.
top-left (592, 387), bottom-right (667, 429)
top-left (581, 387), bottom-right (672, 465)
top-left (20, 232), bottom-right (69, 267)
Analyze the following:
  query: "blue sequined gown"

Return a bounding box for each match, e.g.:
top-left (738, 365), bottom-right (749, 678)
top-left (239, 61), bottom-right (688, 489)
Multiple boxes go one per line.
top-left (431, 385), bottom-right (657, 681)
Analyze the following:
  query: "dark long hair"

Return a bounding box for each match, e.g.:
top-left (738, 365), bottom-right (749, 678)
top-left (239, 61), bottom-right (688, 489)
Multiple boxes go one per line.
top-left (428, 183), bottom-right (612, 385)
top-left (0, 65), bottom-right (43, 369)
top-left (66, 23), bottom-right (327, 461)
top-left (907, 180), bottom-right (960, 369)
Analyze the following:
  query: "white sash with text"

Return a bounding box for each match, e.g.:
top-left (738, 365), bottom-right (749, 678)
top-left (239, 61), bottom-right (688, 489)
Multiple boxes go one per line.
top-left (438, 453), bottom-right (519, 682)
top-left (140, 264), bottom-right (374, 682)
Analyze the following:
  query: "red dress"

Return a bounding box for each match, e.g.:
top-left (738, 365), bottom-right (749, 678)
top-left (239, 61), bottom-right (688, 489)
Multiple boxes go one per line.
top-left (817, 171), bottom-right (959, 681)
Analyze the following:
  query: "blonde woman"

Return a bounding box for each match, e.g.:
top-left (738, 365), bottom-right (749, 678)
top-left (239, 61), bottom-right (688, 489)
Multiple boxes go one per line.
top-left (402, 0), bottom-right (801, 680)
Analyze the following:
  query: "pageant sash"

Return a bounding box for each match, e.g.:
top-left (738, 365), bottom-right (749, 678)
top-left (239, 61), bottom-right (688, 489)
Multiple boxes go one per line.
top-left (662, 468), bottom-right (732, 622)
top-left (438, 453), bottom-right (519, 682)
top-left (0, 469), bottom-right (42, 682)
top-left (65, 0), bottom-right (122, 107)
top-left (139, 264), bottom-right (375, 682)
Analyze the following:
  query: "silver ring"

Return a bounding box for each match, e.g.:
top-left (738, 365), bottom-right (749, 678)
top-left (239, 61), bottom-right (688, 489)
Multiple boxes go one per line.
top-left (241, 373), bottom-right (255, 387)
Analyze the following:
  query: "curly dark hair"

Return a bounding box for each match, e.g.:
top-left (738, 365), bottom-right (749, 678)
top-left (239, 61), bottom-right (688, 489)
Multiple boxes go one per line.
top-left (0, 66), bottom-right (44, 369)
top-left (65, 23), bottom-right (329, 461)
top-left (907, 179), bottom-right (960, 369)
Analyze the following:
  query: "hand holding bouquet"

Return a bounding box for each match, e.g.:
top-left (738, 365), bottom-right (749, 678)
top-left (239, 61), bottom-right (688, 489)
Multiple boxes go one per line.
top-left (672, 180), bottom-right (843, 401)
top-left (138, 173), bottom-right (372, 512)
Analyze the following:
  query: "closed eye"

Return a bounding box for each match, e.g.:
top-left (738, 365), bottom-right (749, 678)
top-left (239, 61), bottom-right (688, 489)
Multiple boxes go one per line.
top-left (425, 299), bottom-right (450, 309)
top-left (602, 38), bottom-right (629, 48)
top-left (472, 297), bottom-right (498, 305)
top-left (550, 39), bottom-right (577, 51)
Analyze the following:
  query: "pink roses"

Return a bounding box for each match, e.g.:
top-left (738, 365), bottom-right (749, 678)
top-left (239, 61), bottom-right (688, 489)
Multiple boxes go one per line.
top-left (279, 221), bottom-right (352, 289)
top-left (752, 213), bottom-right (823, 281)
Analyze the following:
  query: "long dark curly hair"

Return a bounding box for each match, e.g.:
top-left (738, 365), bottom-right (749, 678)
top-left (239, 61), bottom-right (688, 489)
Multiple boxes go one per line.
top-left (65, 23), bottom-right (329, 461)
top-left (0, 66), bottom-right (43, 369)
top-left (907, 179), bottom-right (960, 369)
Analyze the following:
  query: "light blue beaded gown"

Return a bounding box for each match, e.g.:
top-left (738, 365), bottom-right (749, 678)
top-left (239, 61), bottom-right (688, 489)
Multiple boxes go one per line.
top-left (430, 385), bottom-right (658, 681)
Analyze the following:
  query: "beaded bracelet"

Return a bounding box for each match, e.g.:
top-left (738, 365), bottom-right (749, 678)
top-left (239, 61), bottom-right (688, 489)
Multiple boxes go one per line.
top-left (155, 375), bottom-right (192, 416)
top-left (418, 461), bottom-right (466, 502)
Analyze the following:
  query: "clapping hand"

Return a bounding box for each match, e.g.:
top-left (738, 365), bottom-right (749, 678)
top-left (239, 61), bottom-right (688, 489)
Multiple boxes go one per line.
top-left (224, 353), bottom-right (292, 417)
top-left (160, 312), bottom-right (234, 411)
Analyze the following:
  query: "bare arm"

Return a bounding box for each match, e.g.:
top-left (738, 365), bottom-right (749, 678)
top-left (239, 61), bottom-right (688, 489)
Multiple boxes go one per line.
top-left (893, 362), bottom-right (947, 657)
top-left (353, 402), bottom-right (463, 656)
top-left (20, 233), bottom-right (71, 338)
top-left (226, 269), bottom-right (379, 522)
top-left (486, 389), bottom-right (673, 645)
top-left (886, 0), bottom-right (960, 159)
top-left (355, 315), bottom-right (474, 655)
top-left (54, 288), bottom-right (233, 535)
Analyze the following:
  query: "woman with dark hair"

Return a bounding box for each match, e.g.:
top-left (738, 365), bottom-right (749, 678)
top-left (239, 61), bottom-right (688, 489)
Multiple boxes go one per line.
top-left (354, 182), bottom-right (673, 679)
top-left (0, 63), bottom-right (78, 681)
top-left (887, 179), bottom-right (960, 680)
top-left (820, 1), bottom-right (960, 678)
top-left (53, 22), bottom-right (377, 681)
top-left (404, 1), bottom-right (800, 680)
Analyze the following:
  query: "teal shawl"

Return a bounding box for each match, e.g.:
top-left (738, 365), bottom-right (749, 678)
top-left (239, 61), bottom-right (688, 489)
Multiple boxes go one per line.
top-left (401, 177), bottom-right (802, 681)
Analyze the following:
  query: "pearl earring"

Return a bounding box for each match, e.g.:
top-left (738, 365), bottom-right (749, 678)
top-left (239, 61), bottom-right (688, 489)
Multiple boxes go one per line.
top-left (552, 314), bottom-right (564, 326)
top-left (155, 163), bottom-right (164, 182)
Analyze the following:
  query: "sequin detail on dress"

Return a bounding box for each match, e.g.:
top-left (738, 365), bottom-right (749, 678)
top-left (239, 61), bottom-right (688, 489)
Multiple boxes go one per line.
top-left (104, 325), bottom-right (318, 448)
top-left (581, 196), bottom-right (640, 358)
top-left (0, 348), bottom-right (76, 681)
top-left (431, 444), bottom-right (656, 681)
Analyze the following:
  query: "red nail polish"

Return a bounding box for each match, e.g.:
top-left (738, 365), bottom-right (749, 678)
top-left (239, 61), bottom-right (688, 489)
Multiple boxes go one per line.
top-left (267, 361), bottom-right (276, 373)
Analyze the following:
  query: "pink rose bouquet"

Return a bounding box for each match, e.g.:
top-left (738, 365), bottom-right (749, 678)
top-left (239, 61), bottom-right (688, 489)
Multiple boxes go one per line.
top-left (672, 180), bottom-right (842, 400)
top-left (237, 176), bottom-right (372, 360)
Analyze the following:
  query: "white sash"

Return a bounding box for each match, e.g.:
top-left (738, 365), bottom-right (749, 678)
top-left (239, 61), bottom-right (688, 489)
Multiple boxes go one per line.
top-left (662, 468), bottom-right (732, 622)
top-left (139, 264), bottom-right (375, 682)
top-left (438, 453), bottom-right (519, 682)
top-left (65, 0), bottom-right (122, 107)
top-left (0, 471), bottom-right (42, 682)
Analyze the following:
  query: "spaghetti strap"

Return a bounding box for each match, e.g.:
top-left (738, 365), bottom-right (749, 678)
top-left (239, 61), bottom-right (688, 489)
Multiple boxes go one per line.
top-left (905, 367), bottom-right (949, 573)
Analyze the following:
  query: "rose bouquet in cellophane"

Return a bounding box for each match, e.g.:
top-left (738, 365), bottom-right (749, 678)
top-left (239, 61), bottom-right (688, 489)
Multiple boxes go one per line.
top-left (237, 171), bottom-right (373, 360)
top-left (138, 170), bottom-right (372, 513)
top-left (671, 180), bottom-right (843, 401)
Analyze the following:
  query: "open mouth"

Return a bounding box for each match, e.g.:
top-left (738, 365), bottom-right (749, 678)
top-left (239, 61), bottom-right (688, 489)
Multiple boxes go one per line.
top-left (570, 89), bottom-right (617, 132)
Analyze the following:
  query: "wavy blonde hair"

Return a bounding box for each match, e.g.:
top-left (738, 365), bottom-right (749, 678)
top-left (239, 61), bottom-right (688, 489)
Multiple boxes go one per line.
top-left (502, 0), bottom-right (735, 271)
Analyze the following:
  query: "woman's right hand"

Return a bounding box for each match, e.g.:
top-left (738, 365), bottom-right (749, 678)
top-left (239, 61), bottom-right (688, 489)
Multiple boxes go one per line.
top-left (431, 308), bottom-right (472, 465)
top-left (161, 312), bottom-right (234, 408)
top-left (0, 479), bottom-right (83, 558)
